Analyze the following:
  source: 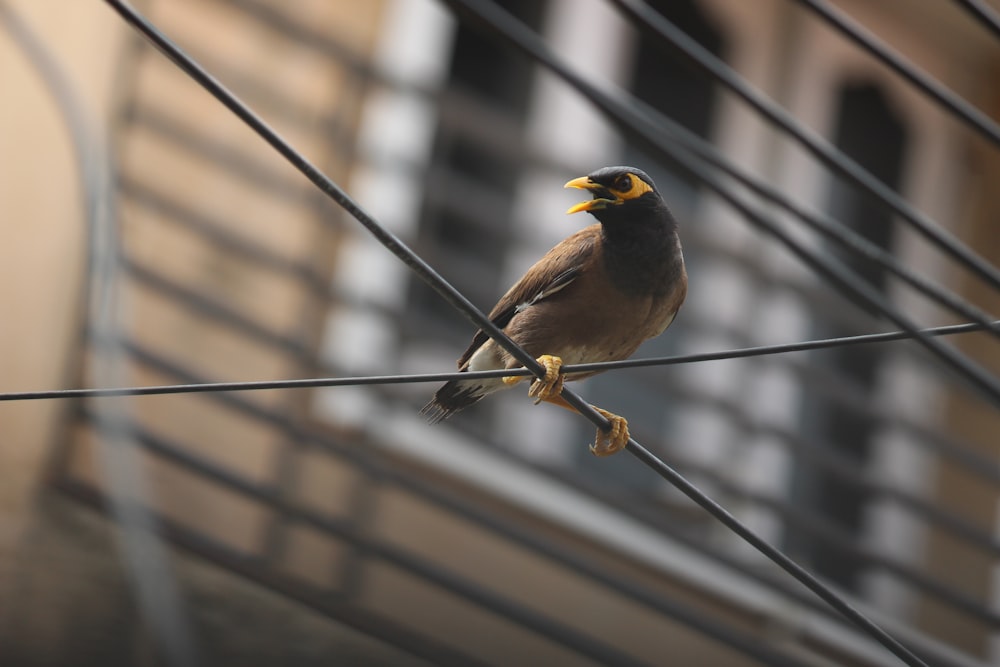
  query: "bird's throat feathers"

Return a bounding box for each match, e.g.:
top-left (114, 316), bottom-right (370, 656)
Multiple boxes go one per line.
top-left (598, 202), bottom-right (682, 296)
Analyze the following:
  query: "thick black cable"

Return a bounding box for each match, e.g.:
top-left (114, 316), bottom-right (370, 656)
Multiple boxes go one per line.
top-left (794, 0), bottom-right (1000, 149)
top-left (0, 319), bottom-right (994, 403)
top-left (100, 0), bottom-right (625, 432)
top-left (125, 347), bottom-right (976, 667)
top-left (114, 421), bottom-right (808, 667)
top-left (953, 0), bottom-right (1000, 41)
top-left (606, 0), bottom-right (1000, 294)
top-left (625, 93), bottom-right (1000, 344)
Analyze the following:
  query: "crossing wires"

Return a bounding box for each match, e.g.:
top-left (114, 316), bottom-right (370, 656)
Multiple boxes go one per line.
top-left (93, 1), bottom-right (987, 664)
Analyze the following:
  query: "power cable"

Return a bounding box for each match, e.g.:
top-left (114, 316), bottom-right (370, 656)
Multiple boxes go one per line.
top-left (952, 0), bottom-right (1000, 41)
top-left (793, 0), bottom-right (1000, 149)
top-left (0, 319), bottom-right (994, 402)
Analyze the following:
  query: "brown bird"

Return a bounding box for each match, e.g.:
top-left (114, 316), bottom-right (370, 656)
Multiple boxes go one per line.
top-left (422, 166), bottom-right (687, 456)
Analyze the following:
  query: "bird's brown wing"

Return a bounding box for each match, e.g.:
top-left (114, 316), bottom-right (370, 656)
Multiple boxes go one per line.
top-left (457, 225), bottom-right (601, 369)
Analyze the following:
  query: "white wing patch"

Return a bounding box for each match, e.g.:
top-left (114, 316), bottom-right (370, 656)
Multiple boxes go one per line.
top-left (514, 267), bottom-right (580, 314)
top-left (654, 310), bottom-right (677, 337)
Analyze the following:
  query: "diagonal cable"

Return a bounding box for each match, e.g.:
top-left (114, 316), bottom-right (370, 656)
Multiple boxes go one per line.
top-left (607, 0), bottom-right (1000, 294)
top-left (952, 0), bottom-right (1000, 41)
top-left (0, 319), bottom-right (995, 403)
top-left (794, 0), bottom-right (1000, 148)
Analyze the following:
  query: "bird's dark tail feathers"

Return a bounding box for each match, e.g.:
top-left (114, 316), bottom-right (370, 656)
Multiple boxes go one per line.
top-left (420, 377), bottom-right (491, 424)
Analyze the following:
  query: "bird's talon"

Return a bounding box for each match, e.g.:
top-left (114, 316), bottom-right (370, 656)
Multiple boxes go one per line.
top-left (589, 408), bottom-right (629, 457)
top-left (527, 354), bottom-right (564, 403)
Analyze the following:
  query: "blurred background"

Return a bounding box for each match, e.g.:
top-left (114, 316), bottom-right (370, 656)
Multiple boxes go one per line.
top-left (2, 0), bottom-right (1000, 665)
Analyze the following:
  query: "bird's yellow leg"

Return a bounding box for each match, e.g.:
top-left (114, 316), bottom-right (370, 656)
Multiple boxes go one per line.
top-left (527, 355), bottom-right (564, 404)
top-left (537, 393), bottom-right (630, 457)
top-left (589, 407), bottom-right (630, 457)
top-left (503, 355), bottom-right (564, 400)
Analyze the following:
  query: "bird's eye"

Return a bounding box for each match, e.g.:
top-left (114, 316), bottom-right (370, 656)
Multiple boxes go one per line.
top-left (616, 175), bottom-right (632, 192)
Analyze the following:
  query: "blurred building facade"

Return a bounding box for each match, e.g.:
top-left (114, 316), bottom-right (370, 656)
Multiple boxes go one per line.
top-left (2, 0), bottom-right (1000, 665)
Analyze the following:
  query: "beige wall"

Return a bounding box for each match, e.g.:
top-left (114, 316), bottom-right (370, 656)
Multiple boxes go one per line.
top-left (927, 74), bottom-right (1000, 656)
top-left (0, 2), bottom-right (393, 663)
top-left (0, 0), bottom-right (128, 601)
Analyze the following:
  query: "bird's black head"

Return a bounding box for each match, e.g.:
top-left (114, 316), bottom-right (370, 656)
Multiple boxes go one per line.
top-left (564, 166), bottom-right (669, 229)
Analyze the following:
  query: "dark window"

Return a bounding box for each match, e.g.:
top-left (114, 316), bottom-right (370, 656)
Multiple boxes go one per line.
top-left (403, 0), bottom-right (548, 431)
top-left (791, 82), bottom-right (909, 589)
top-left (404, 0), bottom-right (546, 340)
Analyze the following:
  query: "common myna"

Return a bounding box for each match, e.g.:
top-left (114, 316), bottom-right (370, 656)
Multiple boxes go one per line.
top-left (422, 166), bottom-right (687, 456)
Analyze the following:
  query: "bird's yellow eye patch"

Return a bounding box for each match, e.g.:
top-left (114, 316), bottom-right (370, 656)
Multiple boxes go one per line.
top-left (564, 172), bottom-right (653, 214)
top-left (610, 174), bottom-right (653, 200)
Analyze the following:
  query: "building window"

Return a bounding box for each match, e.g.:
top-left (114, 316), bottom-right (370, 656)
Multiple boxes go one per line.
top-left (791, 81), bottom-right (909, 589)
top-left (401, 0), bottom-right (549, 434)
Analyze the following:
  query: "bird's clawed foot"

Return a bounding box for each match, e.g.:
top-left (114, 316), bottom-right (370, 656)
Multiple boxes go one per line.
top-left (527, 355), bottom-right (564, 404)
top-left (504, 355), bottom-right (627, 456)
top-left (501, 354), bottom-right (564, 403)
top-left (590, 408), bottom-right (629, 457)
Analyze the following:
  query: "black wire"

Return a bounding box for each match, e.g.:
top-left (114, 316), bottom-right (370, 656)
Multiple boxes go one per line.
top-left (793, 0), bottom-right (1000, 149)
top-left (569, 319), bottom-right (996, 373)
top-left (1, 319), bottom-right (993, 403)
top-left (607, 0), bottom-right (1000, 295)
top-left (952, 0), bottom-right (1000, 41)
top-left (115, 420), bottom-right (809, 667)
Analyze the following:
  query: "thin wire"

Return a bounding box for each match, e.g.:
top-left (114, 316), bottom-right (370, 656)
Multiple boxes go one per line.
top-left (0, 4), bottom-right (199, 666)
top-left (952, 0), bottom-right (1000, 41)
top-left (0, 319), bottom-right (993, 403)
top-left (607, 0), bottom-right (1000, 294)
top-left (568, 319), bottom-right (997, 373)
top-left (793, 0), bottom-right (1000, 149)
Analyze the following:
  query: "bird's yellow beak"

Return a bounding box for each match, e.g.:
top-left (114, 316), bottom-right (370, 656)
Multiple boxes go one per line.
top-left (564, 176), bottom-right (617, 215)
